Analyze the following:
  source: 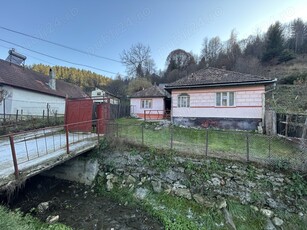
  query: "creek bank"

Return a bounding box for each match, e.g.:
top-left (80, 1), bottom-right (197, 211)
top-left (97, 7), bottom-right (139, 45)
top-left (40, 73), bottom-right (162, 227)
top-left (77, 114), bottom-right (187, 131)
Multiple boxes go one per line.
top-left (7, 175), bottom-right (163, 230)
top-left (99, 148), bottom-right (307, 228)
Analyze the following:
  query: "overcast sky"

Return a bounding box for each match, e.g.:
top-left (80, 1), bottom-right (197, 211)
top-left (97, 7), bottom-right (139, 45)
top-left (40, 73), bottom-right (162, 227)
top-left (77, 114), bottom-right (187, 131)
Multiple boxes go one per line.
top-left (0, 0), bottom-right (306, 78)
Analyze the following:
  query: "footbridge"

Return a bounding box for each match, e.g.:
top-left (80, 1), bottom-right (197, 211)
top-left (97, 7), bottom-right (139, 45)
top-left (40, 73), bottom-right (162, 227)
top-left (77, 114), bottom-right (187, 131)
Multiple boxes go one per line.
top-left (0, 119), bottom-right (105, 190)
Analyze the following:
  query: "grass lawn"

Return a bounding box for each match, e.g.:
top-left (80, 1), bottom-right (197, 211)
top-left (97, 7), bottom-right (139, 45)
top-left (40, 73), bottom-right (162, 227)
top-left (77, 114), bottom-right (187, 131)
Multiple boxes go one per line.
top-left (112, 118), bottom-right (304, 167)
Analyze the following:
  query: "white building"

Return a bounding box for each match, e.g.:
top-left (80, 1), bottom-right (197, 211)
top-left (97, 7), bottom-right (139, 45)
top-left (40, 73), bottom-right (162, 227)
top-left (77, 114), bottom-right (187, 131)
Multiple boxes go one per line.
top-left (0, 57), bottom-right (88, 119)
top-left (129, 85), bottom-right (171, 120)
top-left (91, 88), bottom-right (120, 105)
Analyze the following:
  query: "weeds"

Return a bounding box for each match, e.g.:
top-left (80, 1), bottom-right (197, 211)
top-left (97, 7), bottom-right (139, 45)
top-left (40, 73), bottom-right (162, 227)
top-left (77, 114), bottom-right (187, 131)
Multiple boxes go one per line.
top-left (95, 143), bottom-right (307, 229)
top-left (286, 173), bottom-right (307, 199)
top-left (247, 166), bottom-right (257, 180)
top-left (98, 138), bottom-right (109, 152)
top-left (250, 191), bottom-right (265, 205)
top-left (268, 158), bottom-right (291, 171)
top-left (0, 206), bottom-right (70, 230)
top-left (208, 159), bottom-right (224, 171)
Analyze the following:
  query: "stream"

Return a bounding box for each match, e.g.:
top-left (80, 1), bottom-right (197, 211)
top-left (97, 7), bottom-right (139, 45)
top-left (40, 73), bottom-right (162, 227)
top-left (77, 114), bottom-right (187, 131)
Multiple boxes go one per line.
top-left (2, 175), bottom-right (163, 230)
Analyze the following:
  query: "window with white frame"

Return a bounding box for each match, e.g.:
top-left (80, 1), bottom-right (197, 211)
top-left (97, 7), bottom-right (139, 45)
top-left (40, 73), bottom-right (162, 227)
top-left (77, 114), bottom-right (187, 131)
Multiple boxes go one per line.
top-left (178, 93), bottom-right (190, 108)
top-left (216, 92), bottom-right (235, 106)
top-left (141, 99), bottom-right (152, 109)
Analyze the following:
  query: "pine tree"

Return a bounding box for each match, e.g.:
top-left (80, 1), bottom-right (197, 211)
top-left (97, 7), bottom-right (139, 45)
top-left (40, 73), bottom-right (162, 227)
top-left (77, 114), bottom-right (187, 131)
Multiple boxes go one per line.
top-left (262, 22), bottom-right (284, 62)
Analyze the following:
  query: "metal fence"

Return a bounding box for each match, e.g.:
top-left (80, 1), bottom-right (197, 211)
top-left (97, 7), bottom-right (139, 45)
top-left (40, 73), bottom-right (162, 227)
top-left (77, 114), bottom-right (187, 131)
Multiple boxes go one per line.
top-left (0, 113), bottom-right (64, 136)
top-left (110, 104), bottom-right (130, 119)
top-left (0, 119), bottom-right (104, 182)
top-left (277, 113), bottom-right (307, 139)
top-left (105, 122), bottom-right (307, 172)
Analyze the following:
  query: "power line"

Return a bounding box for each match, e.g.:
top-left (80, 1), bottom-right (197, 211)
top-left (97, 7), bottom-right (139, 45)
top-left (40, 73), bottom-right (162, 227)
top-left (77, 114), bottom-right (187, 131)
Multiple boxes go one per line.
top-left (0, 26), bottom-right (122, 63)
top-left (0, 41), bottom-right (60, 65)
top-left (0, 38), bottom-right (120, 75)
top-left (24, 54), bottom-right (57, 66)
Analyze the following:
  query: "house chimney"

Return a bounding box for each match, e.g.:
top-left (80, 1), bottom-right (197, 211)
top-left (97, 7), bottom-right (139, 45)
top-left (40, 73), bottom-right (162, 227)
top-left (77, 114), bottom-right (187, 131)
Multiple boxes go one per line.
top-left (49, 68), bottom-right (56, 90)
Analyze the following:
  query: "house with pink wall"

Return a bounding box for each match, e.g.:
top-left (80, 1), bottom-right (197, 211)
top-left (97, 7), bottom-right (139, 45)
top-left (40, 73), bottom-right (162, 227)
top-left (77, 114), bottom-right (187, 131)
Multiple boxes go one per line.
top-left (165, 68), bottom-right (276, 130)
top-left (130, 85), bottom-right (171, 120)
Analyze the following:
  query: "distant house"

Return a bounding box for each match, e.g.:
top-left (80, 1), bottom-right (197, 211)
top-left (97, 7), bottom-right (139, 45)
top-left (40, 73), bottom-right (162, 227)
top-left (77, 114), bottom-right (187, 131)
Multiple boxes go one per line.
top-left (130, 85), bottom-right (171, 120)
top-left (91, 88), bottom-right (120, 105)
top-left (0, 56), bottom-right (88, 118)
top-left (165, 67), bottom-right (276, 130)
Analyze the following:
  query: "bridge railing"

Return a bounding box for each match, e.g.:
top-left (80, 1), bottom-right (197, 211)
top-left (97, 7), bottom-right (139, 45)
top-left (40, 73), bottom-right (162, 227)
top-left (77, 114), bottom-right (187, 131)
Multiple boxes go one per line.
top-left (0, 119), bottom-right (105, 180)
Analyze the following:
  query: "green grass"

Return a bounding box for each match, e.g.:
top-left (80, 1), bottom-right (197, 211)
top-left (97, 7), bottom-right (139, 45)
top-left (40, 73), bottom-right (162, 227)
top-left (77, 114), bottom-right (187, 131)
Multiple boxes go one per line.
top-left (0, 206), bottom-right (71, 230)
top-left (113, 118), bottom-right (303, 164)
top-left (95, 175), bottom-right (307, 230)
top-left (95, 175), bottom-right (224, 229)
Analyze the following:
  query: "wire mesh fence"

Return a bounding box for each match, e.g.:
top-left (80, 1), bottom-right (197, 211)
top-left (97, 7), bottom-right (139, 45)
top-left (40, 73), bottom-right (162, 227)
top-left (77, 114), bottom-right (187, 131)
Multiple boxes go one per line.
top-left (0, 113), bottom-right (64, 135)
top-left (106, 121), bottom-right (307, 172)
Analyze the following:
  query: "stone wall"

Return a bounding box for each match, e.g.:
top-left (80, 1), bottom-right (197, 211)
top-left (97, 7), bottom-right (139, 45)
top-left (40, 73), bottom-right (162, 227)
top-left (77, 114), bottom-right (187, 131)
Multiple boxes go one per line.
top-left (98, 149), bottom-right (307, 229)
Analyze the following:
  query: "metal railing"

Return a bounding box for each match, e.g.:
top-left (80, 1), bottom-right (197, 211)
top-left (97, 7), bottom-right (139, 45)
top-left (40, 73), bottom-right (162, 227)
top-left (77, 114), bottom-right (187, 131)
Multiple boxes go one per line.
top-left (0, 119), bottom-right (106, 180)
top-left (144, 109), bottom-right (171, 121)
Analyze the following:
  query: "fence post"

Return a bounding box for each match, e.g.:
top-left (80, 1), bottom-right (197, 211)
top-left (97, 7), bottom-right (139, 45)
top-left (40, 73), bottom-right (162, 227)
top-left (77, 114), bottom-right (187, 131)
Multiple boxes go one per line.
top-left (47, 103), bottom-right (50, 125)
top-left (268, 135), bottom-right (271, 158)
top-left (141, 123), bottom-right (144, 146)
top-left (246, 133), bottom-right (250, 162)
top-left (9, 135), bottom-right (19, 179)
top-left (3, 98), bottom-right (6, 122)
top-left (15, 110), bottom-right (19, 122)
top-left (285, 114), bottom-right (289, 137)
top-left (65, 125), bottom-right (70, 154)
top-left (205, 128), bottom-right (209, 157)
top-left (116, 123), bottom-right (119, 138)
top-left (170, 125), bottom-right (173, 149)
top-left (55, 112), bottom-right (57, 124)
top-left (97, 119), bottom-right (100, 141)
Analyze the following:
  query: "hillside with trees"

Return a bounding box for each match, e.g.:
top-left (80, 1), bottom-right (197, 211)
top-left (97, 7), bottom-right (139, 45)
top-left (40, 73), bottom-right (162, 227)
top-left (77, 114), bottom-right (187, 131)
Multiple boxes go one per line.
top-left (29, 18), bottom-right (307, 113)
top-left (113, 18), bottom-right (307, 113)
top-left (30, 64), bottom-right (111, 93)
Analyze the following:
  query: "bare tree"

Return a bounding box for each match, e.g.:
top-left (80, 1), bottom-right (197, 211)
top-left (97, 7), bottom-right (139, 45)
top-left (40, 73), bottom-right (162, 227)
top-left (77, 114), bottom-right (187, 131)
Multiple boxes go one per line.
top-left (127, 78), bottom-right (152, 95)
top-left (0, 88), bottom-right (8, 103)
top-left (234, 56), bottom-right (263, 75)
top-left (201, 36), bottom-right (223, 66)
top-left (291, 18), bottom-right (306, 53)
top-left (225, 29), bottom-right (242, 69)
top-left (120, 43), bottom-right (155, 77)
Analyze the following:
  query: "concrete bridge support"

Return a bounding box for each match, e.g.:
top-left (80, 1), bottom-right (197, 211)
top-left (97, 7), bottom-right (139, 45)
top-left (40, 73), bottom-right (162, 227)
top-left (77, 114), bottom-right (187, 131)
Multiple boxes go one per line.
top-left (43, 157), bottom-right (99, 185)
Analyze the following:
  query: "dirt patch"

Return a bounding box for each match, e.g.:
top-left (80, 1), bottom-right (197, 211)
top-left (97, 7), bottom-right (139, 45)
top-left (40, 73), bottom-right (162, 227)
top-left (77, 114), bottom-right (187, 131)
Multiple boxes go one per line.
top-left (6, 176), bottom-right (163, 230)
